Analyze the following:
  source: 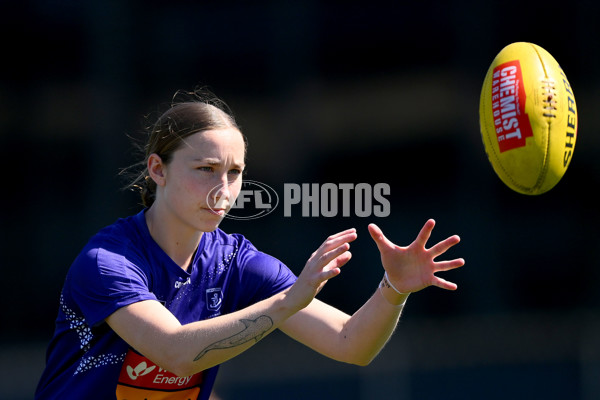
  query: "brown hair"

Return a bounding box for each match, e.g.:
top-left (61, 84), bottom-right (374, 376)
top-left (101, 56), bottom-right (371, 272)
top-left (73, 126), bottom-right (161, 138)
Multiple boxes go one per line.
top-left (124, 88), bottom-right (245, 207)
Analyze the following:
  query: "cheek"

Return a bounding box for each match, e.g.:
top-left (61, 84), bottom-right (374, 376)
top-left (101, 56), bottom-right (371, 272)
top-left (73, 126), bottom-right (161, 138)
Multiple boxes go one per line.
top-left (168, 174), bottom-right (205, 203)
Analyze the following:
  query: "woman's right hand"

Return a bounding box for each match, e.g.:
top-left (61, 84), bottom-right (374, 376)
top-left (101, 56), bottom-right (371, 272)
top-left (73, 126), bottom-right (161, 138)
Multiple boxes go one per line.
top-left (284, 228), bottom-right (357, 311)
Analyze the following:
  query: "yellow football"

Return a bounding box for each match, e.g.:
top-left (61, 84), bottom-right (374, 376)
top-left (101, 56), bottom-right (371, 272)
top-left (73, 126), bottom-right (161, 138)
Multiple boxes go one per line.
top-left (479, 42), bottom-right (577, 195)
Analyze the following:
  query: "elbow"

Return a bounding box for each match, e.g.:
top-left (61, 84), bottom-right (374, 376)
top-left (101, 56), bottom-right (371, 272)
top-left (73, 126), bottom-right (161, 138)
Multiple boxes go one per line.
top-left (340, 349), bottom-right (377, 367)
top-left (164, 362), bottom-right (200, 378)
top-left (337, 334), bottom-right (379, 366)
top-left (352, 354), bottom-right (376, 367)
top-left (357, 359), bottom-right (373, 367)
top-left (154, 352), bottom-right (196, 378)
top-left (167, 362), bottom-right (195, 378)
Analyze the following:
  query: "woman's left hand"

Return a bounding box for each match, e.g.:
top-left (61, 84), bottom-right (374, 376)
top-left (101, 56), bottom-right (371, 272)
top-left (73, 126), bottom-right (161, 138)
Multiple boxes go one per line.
top-left (368, 219), bottom-right (465, 293)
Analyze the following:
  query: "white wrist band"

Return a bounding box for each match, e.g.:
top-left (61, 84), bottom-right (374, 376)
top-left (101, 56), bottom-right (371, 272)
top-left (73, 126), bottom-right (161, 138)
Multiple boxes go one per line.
top-left (378, 272), bottom-right (408, 307)
top-left (378, 286), bottom-right (405, 308)
top-left (384, 271), bottom-right (405, 295)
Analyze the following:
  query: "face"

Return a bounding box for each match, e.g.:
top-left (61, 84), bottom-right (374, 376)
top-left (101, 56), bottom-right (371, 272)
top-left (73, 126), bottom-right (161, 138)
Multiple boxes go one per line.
top-left (149, 128), bottom-right (246, 233)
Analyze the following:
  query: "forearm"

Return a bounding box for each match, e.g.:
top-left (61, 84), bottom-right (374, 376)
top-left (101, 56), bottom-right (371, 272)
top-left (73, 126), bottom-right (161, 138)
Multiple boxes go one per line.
top-left (280, 275), bottom-right (409, 366)
top-left (181, 290), bottom-right (295, 374)
top-left (340, 277), bottom-right (409, 365)
top-left (107, 288), bottom-right (299, 377)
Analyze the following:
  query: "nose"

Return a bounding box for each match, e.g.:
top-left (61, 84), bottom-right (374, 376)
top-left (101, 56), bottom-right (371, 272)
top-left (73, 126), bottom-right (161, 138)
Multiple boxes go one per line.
top-left (211, 174), bottom-right (232, 208)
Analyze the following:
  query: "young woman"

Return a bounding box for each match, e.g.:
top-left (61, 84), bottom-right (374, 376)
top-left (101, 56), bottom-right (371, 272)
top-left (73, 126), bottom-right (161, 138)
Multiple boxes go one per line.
top-left (35, 89), bottom-right (465, 399)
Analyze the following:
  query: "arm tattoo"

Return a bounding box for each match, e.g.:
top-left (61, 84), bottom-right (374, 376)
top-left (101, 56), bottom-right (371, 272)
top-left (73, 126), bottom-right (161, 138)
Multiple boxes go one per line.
top-left (193, 315), bottom-right (273, 361)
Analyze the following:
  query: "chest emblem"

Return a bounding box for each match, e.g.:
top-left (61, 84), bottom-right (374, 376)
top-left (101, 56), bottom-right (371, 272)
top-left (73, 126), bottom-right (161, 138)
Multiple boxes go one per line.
top-left (206, 288), bottom-right (223, 311)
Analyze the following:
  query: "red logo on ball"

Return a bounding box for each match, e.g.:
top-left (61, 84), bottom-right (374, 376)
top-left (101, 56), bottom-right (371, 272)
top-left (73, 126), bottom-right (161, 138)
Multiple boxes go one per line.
top-left (490, 60), bottom-right (533, 152)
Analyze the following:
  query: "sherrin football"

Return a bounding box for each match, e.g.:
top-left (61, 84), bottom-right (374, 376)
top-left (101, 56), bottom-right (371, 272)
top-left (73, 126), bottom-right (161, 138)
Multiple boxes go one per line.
top-left (479, 42), bottom-right (577, 195)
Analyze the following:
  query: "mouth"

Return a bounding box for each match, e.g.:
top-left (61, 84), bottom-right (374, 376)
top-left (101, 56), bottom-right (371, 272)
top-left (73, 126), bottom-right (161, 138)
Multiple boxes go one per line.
top-left (204, 207), bottom-right (226, 216)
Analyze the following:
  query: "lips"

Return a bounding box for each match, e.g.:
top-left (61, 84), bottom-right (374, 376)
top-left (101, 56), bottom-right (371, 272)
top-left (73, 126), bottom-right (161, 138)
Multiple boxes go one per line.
top-left (204, 207), bottom-right (226, 216)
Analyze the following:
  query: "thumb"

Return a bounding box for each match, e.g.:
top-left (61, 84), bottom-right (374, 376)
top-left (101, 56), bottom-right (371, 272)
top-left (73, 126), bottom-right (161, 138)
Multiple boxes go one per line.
top-left (368, 223), bottom-right (394, 253)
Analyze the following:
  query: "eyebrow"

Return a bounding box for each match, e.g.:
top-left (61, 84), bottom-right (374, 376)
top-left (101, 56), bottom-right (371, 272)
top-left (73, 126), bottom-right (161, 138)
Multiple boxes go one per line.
top-left (193, 158), bottom-right (245, 169)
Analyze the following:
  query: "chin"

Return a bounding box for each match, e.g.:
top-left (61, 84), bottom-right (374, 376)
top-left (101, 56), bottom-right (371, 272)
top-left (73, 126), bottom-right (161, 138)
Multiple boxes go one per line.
top-left (197, 217), bottom-right (225, 233)
top-left (201, 224), bottom-right (221, 233)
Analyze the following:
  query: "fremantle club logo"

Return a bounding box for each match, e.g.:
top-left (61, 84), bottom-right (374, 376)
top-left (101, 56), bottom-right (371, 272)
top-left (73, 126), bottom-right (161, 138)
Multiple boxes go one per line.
top-left (206, 288), bottom-right (223, 311)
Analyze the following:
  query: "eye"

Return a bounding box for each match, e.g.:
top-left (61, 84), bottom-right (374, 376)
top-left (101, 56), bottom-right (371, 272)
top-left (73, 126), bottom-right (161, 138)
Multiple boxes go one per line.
top-left (228, 168), bottom-right (243, 176)
top-left (197, 166), bottom-right (214, 172)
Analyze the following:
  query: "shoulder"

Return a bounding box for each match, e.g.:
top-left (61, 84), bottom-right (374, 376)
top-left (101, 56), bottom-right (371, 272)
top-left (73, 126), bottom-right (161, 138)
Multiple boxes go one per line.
top-left (70, 212), bottom-right (151, 281)
top-left (199, 229), bottom-right (296, 306)
top-left (95, 211), bottom-right (148, 248)
top-left (205, 229), bottom-right (297, 289)
top-left (62, 211), bottom-right (158, 325)
top-left (202, 228), bottom-right (281, 267)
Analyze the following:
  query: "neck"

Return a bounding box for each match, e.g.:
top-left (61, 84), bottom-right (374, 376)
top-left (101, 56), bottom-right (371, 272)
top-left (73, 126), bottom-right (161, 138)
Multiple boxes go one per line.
top-left (145, 206), bottom-right (203, 270)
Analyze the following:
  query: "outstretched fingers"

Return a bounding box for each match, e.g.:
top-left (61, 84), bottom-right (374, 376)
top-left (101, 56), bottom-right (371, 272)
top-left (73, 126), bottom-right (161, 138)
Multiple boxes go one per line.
top-left (414, 219), bottom-right (436, 248)
top-left (372, 220), bottom-right (465, 293)
top-left (289, 228), bottom-right (358, 311)
top-left (432, 275), bottom-right (459, 291)
top-left (367, 223), bottom-right (396, 253)
top-left (316, 229), bottom-right (356, 255)
top-left (321, 242), bottom-right (353, 274)
top-left (429, 234), bottom-right (461, 257)
top-left (312, 229), bottom-right (357, 275)
top-left (428, 233), bottom-right (464, 289)
top-left (434, 257), bottom-right (465, 272)
top-left (428, 234), bottom-right (465, 269)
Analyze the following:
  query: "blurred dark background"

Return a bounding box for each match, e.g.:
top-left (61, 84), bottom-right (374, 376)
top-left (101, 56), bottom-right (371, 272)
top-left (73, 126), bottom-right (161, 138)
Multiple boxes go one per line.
top-left (1, 1), bottom-right (599, 399)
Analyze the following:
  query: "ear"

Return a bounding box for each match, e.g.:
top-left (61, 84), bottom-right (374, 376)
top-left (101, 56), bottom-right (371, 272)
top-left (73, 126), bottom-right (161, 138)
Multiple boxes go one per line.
top-left (147, 153), bottom-right (167, 187)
